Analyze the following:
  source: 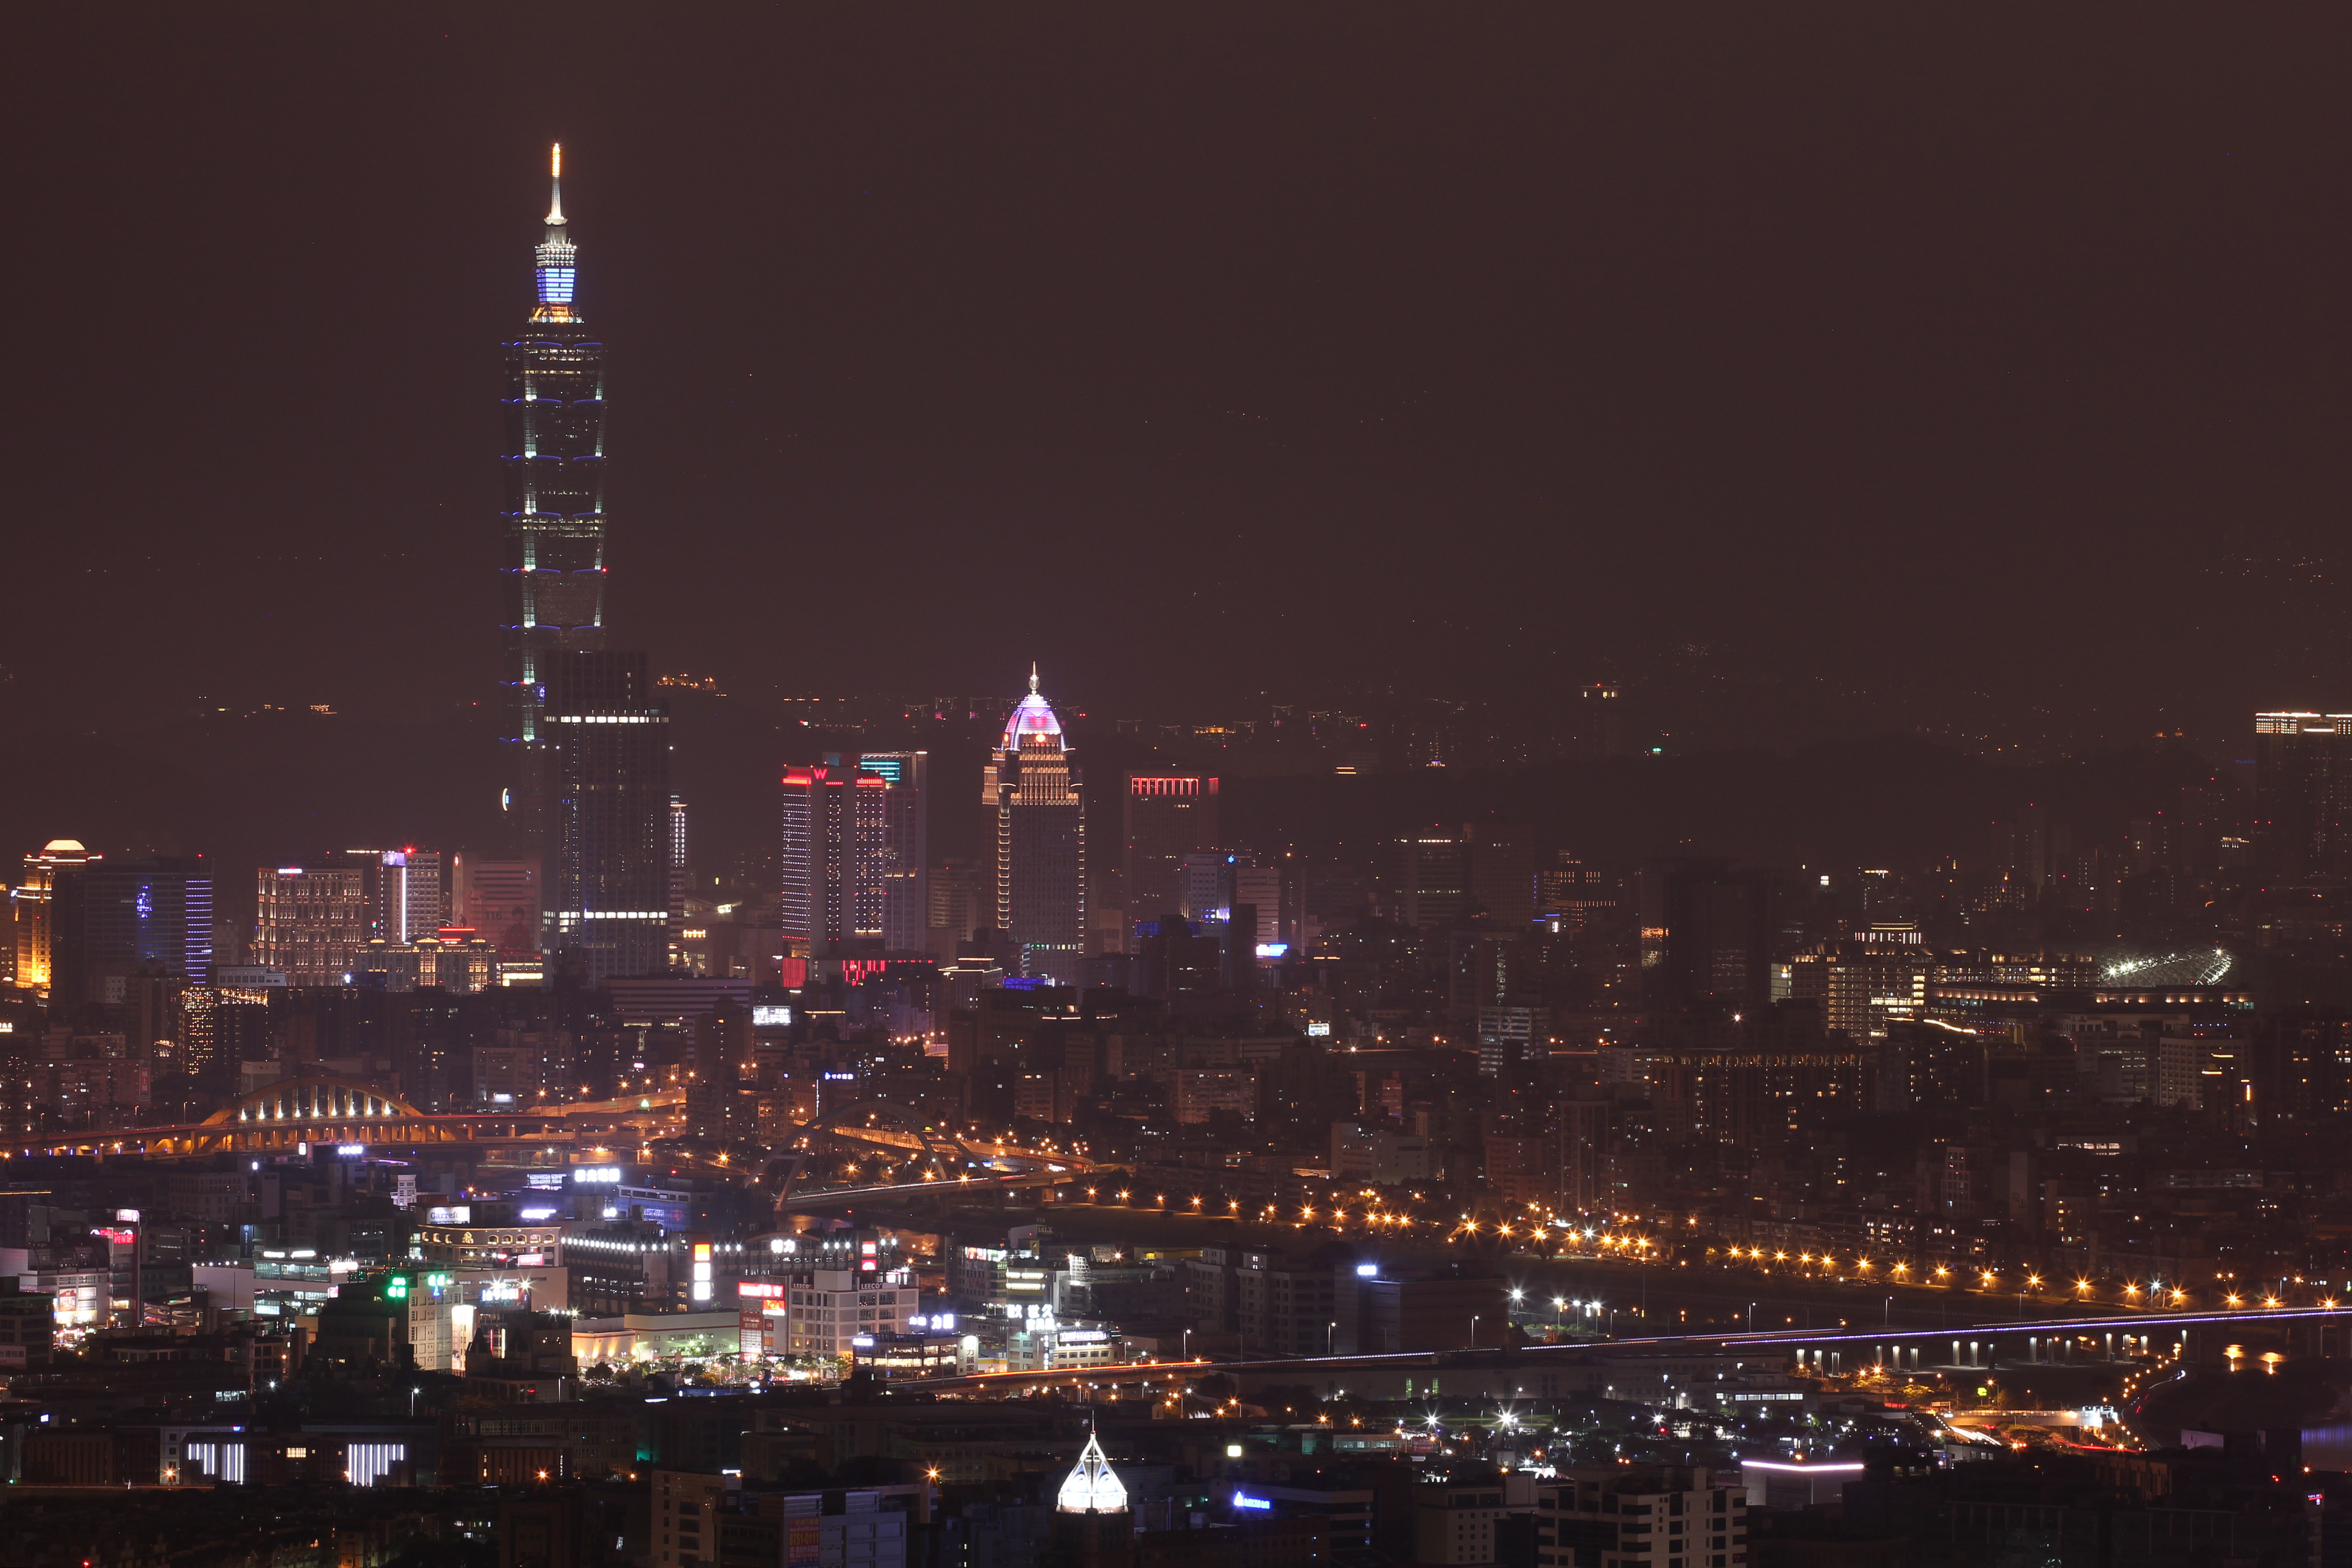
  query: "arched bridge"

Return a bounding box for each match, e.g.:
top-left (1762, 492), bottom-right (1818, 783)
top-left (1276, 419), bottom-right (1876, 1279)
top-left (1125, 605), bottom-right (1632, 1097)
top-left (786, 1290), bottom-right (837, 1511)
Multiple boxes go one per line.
top-left (35, 1074), bottom-right (680, 1161)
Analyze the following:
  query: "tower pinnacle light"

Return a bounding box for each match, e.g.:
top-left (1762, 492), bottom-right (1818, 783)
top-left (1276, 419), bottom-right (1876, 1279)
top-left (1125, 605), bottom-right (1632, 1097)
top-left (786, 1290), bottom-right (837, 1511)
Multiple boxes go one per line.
top-left (533, 143), bottom-right (577, 320)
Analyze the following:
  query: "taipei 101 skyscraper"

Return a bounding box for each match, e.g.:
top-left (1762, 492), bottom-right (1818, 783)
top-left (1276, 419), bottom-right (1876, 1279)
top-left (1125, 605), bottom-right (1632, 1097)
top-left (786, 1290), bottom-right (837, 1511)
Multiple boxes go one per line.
top-left (500, 144), bottom-right (608, 848)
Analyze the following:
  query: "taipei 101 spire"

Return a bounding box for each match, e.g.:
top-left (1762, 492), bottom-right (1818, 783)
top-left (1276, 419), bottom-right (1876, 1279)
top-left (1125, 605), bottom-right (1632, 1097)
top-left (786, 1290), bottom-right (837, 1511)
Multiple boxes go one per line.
top-left (500, 143), bottom-right (609, 848)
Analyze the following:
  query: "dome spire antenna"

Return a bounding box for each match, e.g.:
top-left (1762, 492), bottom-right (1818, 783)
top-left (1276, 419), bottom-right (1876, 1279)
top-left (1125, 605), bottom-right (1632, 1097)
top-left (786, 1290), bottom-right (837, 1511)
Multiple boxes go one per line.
top-left (1029, 662), bottom-right (1040, 695)
top-left (546, 142), bottom-right (566, 226)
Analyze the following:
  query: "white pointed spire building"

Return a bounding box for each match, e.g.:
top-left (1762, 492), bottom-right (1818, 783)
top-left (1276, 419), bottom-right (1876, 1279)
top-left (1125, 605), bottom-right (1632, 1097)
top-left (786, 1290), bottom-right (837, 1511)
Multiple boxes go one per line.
top-left (1055, 1429), bottom-right (1128, 1514)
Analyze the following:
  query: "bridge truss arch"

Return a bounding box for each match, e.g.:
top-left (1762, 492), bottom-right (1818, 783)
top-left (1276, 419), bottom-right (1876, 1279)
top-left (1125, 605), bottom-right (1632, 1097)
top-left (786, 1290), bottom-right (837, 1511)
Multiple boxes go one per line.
top-left (136, 1074), bottom-right (457, 1157)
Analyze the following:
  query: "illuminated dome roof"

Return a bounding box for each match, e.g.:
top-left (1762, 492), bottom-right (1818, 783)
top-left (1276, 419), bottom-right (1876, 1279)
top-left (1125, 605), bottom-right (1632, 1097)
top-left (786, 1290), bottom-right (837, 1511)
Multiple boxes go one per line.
top-left (40, 840), bottom-right (86, 855)
top-left (1056, 1431), bottom-right (1127, 1514)
top-left (1000, 665), bottom-right (1065, 751)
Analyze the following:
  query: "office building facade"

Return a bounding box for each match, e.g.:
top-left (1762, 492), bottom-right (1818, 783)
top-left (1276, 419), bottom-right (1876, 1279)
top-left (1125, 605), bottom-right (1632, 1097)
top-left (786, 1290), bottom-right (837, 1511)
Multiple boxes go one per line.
top-left (1397, 835), bottom-right (1467, 929)
top-left (1122, 776), bottom-right (1220, 926)
top-left (51, 858), bottom-right (214, 1006)
top-left (365, 850), bottom-right (445, 943)
top-left (859, 752), bottom-right (929, 955)
top-left (13, 840), bottom-right (95, 997)
top-left (1232, 858), bottom-right (1289, 958)
top-left (1178, 853), bottom-right (1231, 926)
top-left (927, 860), bottom-right (985, 951)
top-left (984, 670), bottom-right (1085, 985)
top-left (1465, 821), bottom-right (1535, 926)
top-left (1637, 858), bottom-right (1775, 1015)
top-left (451, 854), bottom-right (541, 959)
top-left (1581, 682), bottom-right (1629, 757)
top-left (501, 146), bottom-right (609, 850)
top-left (2252, 711), bottom-right (2352, 883)
top-left (779, 762), bottom-right (886, 957)
top-left (544, 651), bottom-right (671, 982)
top-left (255, 866), bottom-right (370, 987)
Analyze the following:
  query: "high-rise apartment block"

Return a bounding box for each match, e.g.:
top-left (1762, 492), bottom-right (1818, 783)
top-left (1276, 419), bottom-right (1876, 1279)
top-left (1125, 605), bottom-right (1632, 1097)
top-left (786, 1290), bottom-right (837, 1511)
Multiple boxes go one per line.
top-left (1122, 775), bottom-right (1219, 926)
top-left (501, 146), bottom-right (609, 849)
top-left (984, 669), bottom-right (1085, 985)
top-left (859, 752), bottom-right (930, 955)
top-left (451, 854), bottom-right (541, 959)
top-left (780, 761), bottom-right (885, 957)
top-left (2252, 711), bottom-right (2352, 882)
top-left (543, 650), bottom-right (671, 982)
top-left (255, 865), bottom-right (370, 987)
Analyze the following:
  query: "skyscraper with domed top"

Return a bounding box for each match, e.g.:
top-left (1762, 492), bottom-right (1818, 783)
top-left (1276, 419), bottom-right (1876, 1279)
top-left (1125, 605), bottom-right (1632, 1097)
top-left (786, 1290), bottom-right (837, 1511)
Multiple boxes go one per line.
top-left (984, 666), bottom-right (1085, 984)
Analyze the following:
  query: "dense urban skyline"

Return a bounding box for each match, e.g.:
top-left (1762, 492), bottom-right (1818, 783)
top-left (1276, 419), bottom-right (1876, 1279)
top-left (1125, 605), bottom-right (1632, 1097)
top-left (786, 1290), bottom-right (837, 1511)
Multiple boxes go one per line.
top-left (0, 9), bottom-right (2346, 1560)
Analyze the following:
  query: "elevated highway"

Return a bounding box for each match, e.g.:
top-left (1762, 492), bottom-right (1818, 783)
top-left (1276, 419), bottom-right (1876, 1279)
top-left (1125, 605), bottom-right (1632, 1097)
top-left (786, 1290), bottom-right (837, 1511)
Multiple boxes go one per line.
top-left (1174, 1306), bottom-right (2349, 1403)
top-left (782, 1168), bottom-right (1085, 1211)
top-left (914, 1304), bottom-right (2352, 1399)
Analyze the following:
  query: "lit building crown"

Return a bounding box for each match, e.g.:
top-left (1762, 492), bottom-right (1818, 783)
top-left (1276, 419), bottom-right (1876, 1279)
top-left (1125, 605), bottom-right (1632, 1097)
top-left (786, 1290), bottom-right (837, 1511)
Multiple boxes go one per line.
top-left (533, 142), bottom-right (579, 322)
top-left (1000, 663), bottom-right (1065, 751)
top-left (1056, 1430), bottom-right (1127, 1514)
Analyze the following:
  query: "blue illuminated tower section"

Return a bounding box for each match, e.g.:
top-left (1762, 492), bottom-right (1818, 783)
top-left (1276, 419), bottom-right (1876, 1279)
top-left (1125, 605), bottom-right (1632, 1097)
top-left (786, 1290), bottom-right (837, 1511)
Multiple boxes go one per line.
top-left (501, 144), bottom-right (608, 849)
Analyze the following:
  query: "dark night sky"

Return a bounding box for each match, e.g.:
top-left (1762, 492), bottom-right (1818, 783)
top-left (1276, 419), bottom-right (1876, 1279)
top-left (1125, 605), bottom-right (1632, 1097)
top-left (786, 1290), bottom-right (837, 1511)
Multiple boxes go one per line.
top-left (3, 6), bottom-right (2346, 741)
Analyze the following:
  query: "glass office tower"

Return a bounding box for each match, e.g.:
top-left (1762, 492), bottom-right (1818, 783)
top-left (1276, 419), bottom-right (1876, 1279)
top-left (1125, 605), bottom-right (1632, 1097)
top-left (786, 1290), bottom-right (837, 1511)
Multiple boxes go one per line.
top-left (859, 751), bottom-right (930, 955)
top-left (544, 651), bottom-right (669, 982)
